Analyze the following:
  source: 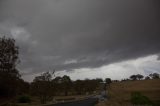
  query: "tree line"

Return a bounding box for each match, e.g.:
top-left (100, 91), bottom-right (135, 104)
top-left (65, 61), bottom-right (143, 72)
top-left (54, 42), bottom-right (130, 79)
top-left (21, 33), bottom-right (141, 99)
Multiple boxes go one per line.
top-left (117, 73), bottom-right (160, 82)
top-left (129, 73), bottom-right (160, 81)
top-left (30, 72), bottom-right (104, 104)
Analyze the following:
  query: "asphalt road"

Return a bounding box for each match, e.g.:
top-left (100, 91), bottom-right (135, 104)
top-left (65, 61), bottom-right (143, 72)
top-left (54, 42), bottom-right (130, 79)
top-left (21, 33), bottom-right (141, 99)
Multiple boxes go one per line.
top-left (49, 98), bottom-right (98, 106)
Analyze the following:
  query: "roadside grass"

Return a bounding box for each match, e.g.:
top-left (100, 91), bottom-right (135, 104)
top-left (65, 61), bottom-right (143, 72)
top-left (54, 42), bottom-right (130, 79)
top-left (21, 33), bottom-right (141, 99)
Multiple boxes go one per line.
top-left (96, 79), bottom-right (160, 106)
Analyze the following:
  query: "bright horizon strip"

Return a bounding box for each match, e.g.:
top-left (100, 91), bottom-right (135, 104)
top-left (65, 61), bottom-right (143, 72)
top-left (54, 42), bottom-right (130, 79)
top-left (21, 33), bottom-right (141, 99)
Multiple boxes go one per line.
top-left (22, 54), bottom-right (160, 82)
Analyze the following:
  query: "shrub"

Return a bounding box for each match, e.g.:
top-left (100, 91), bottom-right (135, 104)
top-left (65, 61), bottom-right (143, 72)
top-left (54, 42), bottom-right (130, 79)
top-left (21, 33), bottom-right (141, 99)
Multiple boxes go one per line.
top-left (131, 92), bottom-right (153, 105)
top-left (18, 95), bottom-right (31, 103)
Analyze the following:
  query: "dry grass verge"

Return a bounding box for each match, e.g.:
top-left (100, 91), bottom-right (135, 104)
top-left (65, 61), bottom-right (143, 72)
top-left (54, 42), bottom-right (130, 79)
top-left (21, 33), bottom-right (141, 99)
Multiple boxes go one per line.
top-left (96, 79), bottom-right (160, 106)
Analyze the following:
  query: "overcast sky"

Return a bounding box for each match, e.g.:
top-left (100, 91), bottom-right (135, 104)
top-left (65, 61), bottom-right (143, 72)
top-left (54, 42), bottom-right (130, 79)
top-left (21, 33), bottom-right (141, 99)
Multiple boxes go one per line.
top-left (0, 0), bottom-right (160, 81)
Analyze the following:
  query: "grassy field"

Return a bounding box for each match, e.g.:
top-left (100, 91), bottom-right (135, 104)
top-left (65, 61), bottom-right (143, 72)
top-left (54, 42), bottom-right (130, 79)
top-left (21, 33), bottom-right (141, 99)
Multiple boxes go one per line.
top-left (97, 79), bottom-right (160, 106)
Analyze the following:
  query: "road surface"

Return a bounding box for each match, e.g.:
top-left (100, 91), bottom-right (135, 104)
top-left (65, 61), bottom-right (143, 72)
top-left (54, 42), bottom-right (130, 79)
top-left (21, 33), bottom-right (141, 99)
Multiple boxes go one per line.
top-left (48, 98), bottom-right (98, 106)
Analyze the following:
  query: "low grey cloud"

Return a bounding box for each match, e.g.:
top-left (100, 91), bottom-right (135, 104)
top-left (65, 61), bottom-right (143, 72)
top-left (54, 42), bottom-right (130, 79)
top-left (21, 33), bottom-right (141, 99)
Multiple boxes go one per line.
top-left (0, 0), bottom-right (160, 77)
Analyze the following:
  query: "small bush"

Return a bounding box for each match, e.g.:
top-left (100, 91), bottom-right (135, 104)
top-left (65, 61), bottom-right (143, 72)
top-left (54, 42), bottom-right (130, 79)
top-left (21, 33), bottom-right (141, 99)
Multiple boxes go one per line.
top-left (18, 95), bottom-right (31, 103)
top-left (131, 92), bottom-right (153, 105)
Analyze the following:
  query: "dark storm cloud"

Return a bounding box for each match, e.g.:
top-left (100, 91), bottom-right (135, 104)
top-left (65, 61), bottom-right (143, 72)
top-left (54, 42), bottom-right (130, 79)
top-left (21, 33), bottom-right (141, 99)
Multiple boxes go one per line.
top-left (0, 0), bottom-right (160, 75)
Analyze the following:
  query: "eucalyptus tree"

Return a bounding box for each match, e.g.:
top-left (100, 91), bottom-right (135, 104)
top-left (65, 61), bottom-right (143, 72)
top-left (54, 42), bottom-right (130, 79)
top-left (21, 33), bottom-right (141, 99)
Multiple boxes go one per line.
top-left (0, 36), bottom-right (20, 97)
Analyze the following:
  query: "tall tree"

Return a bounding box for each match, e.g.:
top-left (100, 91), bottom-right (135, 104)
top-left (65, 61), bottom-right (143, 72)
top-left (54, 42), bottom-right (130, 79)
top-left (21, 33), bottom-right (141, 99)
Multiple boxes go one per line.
top-left (74, 80), bottom-right (85, 95)
top-left (136, 74), bottom-right (144, 80)
top-left (105, 78), bottom-right (111, 84)
top-left (0, 36), bottom-right (20, 97)
top-left (105, 78), bottom-right (112, 96)
top-left (130, 75), bottom-right (137, 80)
top-left (61, 75), bottom-right (72, 96)
top-left (52, 76), bottom-right (63, 95)
top-left (31, 72), bottom-right (53, 104)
